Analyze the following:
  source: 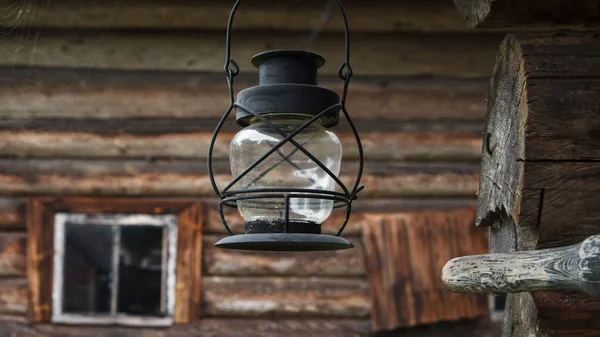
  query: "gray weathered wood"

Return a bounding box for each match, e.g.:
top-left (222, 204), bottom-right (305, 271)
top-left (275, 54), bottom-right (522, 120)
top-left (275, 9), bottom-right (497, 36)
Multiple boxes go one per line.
top-left (452, 0), bottom-right (600, 28)
top-left (469, 32), bottom-right (600, 337)
top-left (0, 159), bottom-right (479, 198)
top-left (1, 31), bottom-right (501, 78)
top-left (0, 71), bottom-right (488, 120)
top-left (1, 0), bottom-right (468, 33)
top-left (443, 235), bottom-right (600, 296)
top-left (0, 130), bottom-right (482, 162)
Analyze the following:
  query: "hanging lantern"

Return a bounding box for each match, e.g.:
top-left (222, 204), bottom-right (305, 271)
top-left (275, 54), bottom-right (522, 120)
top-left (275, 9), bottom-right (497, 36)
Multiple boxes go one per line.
top-left (208, 0), bottom-right (364, 251)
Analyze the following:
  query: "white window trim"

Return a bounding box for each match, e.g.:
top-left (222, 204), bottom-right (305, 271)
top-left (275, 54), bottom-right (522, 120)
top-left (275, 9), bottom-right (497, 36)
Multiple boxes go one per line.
top-left (52, 213), bottom-right (178, 327)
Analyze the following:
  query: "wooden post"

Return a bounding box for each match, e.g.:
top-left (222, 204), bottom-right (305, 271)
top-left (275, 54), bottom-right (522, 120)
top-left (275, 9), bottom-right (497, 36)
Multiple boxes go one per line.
top-left (443, 32), bottom-right (600, 336)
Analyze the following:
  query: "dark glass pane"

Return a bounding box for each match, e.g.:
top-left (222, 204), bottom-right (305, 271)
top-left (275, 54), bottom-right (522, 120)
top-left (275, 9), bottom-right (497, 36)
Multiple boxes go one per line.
top-left (118, 226), bottom-right (165, 316)
top-left (494, 295), bottom-right (506, 311)
top-left (63, 223), bottom-right (113, 314)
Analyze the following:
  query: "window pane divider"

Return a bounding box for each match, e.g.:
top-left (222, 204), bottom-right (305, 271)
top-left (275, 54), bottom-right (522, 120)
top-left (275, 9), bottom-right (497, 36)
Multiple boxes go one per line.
top-left (110, 225), bottom-right (121, 315)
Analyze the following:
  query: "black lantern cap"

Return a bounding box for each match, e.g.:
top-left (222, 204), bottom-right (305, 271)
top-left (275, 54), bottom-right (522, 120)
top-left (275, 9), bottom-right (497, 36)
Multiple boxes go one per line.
top-left (235, 50), bottom-right (340, 128)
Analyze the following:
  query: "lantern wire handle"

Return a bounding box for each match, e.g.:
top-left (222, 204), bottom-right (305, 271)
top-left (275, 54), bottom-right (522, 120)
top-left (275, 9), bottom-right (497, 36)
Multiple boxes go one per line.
top-left (210, 0), bottom-right (364, 239)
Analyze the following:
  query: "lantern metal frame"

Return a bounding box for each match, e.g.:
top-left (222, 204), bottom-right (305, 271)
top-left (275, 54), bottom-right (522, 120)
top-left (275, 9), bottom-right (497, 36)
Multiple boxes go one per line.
top-left (207, 0), bottom-right (364, 250)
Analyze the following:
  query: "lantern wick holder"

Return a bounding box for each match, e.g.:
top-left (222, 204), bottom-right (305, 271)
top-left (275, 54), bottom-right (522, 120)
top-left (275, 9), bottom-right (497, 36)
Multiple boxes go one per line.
top-left (207, 0), bottom-right (364, 251)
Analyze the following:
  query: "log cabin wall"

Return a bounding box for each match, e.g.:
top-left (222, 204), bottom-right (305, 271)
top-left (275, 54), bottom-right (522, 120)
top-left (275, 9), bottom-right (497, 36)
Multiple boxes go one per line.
top-left (0, 0), bottom-right (498, 336)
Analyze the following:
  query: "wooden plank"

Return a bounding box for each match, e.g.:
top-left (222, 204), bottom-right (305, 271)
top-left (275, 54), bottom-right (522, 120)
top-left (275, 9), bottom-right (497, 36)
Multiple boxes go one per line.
top-left (362, 207), bottom-right (488, 331)
top-left (0, 200), bottom-right (25, 230)
top-left (0, 280), bottom-right (27, 315)
top-left (0, 160), bottom-right (480, 198)
top-left (0, 75), bottom-right (488, 120)
top-left (174, 203), bottom-right (203, 323)
top-left (1, 0), bottom-right (469, 33)
top-left (0, 130), bottom-right (483, 162)
top-left (203, 235), bottom-right (364, 277)
top-left (452, 0), bottom-right (600, 28)
top-left (0, 318), bottom-right (371, 337)
top-left (204, 199), bottom-right (479, 235)
top-left (26, 200), bottom-right (54, 322)
top-left (1, 31), bottom-right (502, 78)
top-left (443, 235), bottom-right (600, 296)
top-left (202, 276), bottom-right (369, 318)
top-left (472, 32), bottom-right (600, 336)
top-left (0, 234), bottom-right (26, 277)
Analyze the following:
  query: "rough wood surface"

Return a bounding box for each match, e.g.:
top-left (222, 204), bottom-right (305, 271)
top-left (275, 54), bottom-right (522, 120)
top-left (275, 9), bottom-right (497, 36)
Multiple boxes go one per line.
top-left (174, 203), bottom-right (203, 323)
top-left (204, 235), bottom-right (364, 277)
top-left (452, 0), bottom-right (600, 28)
top-left (0, 160), bottom-right (480, 198)
top-left (204, 199), bottom-right (478, 236)
top-left (2, 0), bottom-right (468, 33)
top-left (0, 76), bottom-right (488, 120)
top-left (0, 200), bottom-right (25, 230)
top-left (0, 318), bottom-right (371, 337)
top-left (0, 234), bottom-right (26, 277)
top-left (2, 31), bottom-right (501, 78)
top-left (0, 130), bottom-right (483, 162)
top-left (471, 32), bottom-right (600, 336)
top-left (0, 280), bottom-right (27, 316)
top-left (443, 235), bottom-right (600, 296)
top-left (202, 277), bottom-right (370, 318)
top-left (26, 200), bottom-right (54, 322)
top-left (362, 207), bottom-right (489, 331)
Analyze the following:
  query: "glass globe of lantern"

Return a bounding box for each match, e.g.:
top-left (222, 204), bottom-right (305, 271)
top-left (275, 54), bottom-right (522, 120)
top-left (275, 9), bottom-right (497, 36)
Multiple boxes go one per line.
top-left (213, 50), bottom-right (359, 251)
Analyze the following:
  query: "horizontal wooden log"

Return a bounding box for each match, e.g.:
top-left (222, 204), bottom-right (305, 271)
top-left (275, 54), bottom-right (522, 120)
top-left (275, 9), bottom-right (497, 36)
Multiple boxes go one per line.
top-left (0, 130), bottom-right (483, 162)
top-left (0, 234), bottom-right (26, 277)
top-left (443, 235), bottom-right (600, 296)
top-left (204, 199), bottom-right (478, 235)
top-left (2, 0), bottom-right (468, 33)
top-left (452, 0), bottom-right (600, 28)
top-left (1, 31), bottom-right (502, 78)
top-left (0, 159), bottom-right (479, 198)
top-left (0, 318), bottom-right (502, 337)
top-left (0, 197), bottom-right (477, 232)
top-left (203, 235), bottom-right (364, 277)
top-left (0, 279), bottom-right (27, 315)
top-left (0, 79), bottom-right (488, 121)
top-left (0, 200), bottom-right (25, 230)
top-left (0, 318), bottom-right (371, 337)
top-left (202, 276), bottom-right (369, 318)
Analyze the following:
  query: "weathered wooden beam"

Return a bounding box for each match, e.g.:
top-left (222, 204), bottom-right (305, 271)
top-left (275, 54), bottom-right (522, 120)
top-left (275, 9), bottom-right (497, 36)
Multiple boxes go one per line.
top-left (0, 318), bottom-right (371, 337)
top-left (450, 32), bottom-right (600, 336)
top-left (2, 0), bottom-right (468, 33)
top-left (0, 280), bottom-right (27, 316)
top-left (362, 206), bottom-right (488, 331)
top-left (0, 200), bottom-right (25, 230)
top-left (0, 130), bottom-right (482, 162)
top-left (204, 199), bottom-right (478, 235)
top-left (0, 234), bottom-right (26, 278)
top-left (203, 235), bottom-right (364, 277)
top-left (442, 235), bottom-right (600, 296)
top-left (0, 197), bottom-right (477, 233)
top-left (202, 277), bottom-right (369, 318)
top-left (0, 159), bottom-right (479, 198)
top-left (0, 31), bottom-right (502, 78)
top-left (0, 74), bottom-right (488, 121)
top-left (174, 204), bottom-right (203, 323)
top-left (452, 0), bottom-right (600, 29)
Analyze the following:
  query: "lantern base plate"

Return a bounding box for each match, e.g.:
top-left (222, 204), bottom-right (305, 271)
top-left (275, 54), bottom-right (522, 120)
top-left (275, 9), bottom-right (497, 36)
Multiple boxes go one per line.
top-left (214, 233), bottom-right (353, 251)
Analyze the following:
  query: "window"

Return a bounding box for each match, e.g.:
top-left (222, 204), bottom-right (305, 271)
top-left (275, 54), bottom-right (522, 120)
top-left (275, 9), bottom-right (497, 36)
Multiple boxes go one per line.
top-left (52, 213), bottom-right (177, 326)
top-left (26, 198), bottom-right (203, 325)
top-left (490, 295), bottom-right (506, 321)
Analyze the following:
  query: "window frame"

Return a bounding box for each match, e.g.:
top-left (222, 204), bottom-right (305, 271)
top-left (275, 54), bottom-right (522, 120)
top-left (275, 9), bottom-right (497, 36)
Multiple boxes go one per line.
top-left (52, 213), bottom-right (178, 327)
top-left (26, 198), bottom-right (203, 325)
